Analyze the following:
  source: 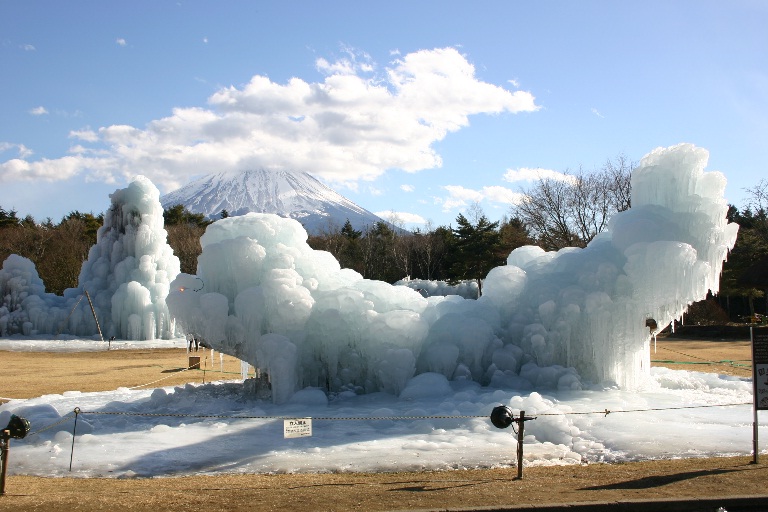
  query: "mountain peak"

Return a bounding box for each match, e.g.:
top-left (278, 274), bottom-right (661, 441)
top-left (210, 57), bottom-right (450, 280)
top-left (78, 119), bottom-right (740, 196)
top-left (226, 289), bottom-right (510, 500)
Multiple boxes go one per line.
top-left (160, 169), bottom-right (389, 234)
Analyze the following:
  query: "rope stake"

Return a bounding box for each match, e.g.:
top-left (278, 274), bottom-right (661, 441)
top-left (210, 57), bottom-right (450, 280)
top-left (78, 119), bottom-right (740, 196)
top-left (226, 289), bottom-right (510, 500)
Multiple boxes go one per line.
top-left (69, 408), bottom-right (80, 472)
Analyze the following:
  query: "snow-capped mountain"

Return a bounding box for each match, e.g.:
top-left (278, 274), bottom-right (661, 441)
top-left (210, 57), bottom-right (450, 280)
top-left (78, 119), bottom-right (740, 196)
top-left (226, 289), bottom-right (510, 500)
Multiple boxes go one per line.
top-left (160, 169), bottom-right (390, 234)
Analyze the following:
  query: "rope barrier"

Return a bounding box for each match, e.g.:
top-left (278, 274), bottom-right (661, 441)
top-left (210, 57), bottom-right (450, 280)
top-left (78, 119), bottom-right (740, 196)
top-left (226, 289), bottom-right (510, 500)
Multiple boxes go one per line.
top-left (652, 359), bottom-right (752, 368)
top-left (125, 354), bottom-right (242, 390)
top-left (125, 362), bottom-right (201, 390)
top-left (535, 401), bottom-right (752, 417)
top-left (71, 401), bottom-right (753, 422)
top-left (20, 400), bottom-right (756, 474)
top-left (654, 345), bottom-right (753, 370)
top-left (26, 411), bottom-right (76, 437)
top-left (76, 410), bottom-right (488, 421)
top-left (17, 400), bottom-right (754, 438)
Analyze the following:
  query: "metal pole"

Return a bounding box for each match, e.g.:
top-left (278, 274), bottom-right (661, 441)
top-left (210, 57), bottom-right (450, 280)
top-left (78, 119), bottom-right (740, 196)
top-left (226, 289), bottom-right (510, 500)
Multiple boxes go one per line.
top-left (84, 290), bottom-right (105, 345)
top-left (69, 408), bottom-right (80, 472)
top-left (755, 406), bottom-right (759, 465)
top-left (516, 410), bottom-right (525, 479)
top-left (0, 430), bottom-right (10, 496)
top-left (752, 327), bottom-right (758, 464)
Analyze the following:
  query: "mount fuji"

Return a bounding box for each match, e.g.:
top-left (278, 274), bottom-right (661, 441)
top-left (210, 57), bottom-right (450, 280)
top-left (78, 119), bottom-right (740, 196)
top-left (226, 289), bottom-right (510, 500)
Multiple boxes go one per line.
top-left (160, 169), bottom-right (391, 234)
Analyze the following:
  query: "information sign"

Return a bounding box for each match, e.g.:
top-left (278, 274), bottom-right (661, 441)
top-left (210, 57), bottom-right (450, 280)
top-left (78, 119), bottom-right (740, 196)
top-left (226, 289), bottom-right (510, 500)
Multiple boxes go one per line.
top-left (753, 330), bottom-right (768, 410)
top-left (284, 418), bottom-right (313, 438)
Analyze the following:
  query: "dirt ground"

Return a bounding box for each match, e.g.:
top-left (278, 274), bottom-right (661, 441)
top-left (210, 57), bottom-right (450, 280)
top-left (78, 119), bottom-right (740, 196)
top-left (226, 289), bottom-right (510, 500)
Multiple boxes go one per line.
top-left (1, 339), bottom-right (765, 511)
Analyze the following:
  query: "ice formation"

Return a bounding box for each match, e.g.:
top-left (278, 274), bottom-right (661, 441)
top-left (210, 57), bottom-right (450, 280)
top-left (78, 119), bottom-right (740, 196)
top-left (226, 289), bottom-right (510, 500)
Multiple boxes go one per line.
top-left (0, 176), bottom-right (180, 339)
top-left (0, 143), bottom-right (738, 401)
top-left (395, 277), bottom-right (480, 299)
top-left (168, 144), bottom-right (738, 402)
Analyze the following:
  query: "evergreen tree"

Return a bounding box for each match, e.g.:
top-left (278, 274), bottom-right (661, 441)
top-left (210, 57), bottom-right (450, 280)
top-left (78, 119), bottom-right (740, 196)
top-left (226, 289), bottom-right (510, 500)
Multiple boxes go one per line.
top-left (61, 211), bottom-right (104, 244)
top-left (497, 216), bottom-right (532, 260)
top-left (448, 213), bottom-right (502, 294)
top-left (163, 204), bottom-right (211, 227)
top-left (720, 204), bottom-right (768, 318)
top-left (340, 219), bottom-right (362, 239)
top-left (0, 206), bottom-right (20, 228)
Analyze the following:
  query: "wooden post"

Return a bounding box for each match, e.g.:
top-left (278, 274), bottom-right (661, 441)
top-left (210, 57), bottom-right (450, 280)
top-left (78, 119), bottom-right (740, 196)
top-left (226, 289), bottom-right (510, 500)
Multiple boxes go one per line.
top-left (0, 430), bottom-right (10, 496)
top-left (516, 410), bottom-right (525, 479)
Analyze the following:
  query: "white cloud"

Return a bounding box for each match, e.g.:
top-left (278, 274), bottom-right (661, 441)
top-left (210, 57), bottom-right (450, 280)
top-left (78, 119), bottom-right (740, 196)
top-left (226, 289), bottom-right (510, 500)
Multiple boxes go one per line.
top-left (503, 167), bottom-right (577, 184)
top-left (591, 107), bottom-right (604, 118)
top-left (481, 185), bottom-right (526, 204)
top-left (440, 184), bottom-right (525, 212)
top-left (116, 38), bottom-right (127, 47)
top-left (374, 210), bottom-right (427, 226)
top-left (0, 155), bottom-right (99, 182)
top-left (29, 106), bottom-right (48, 116)
top-left (203, 37), bottom-right (208, 44)
top-left (17, 144), bottom-right (33, 158)
top-left (0, 47), bottom-right (539, 192)
top-left (21, 44), bottom-right (35, 51)
top-left (400, 184), bottom-right (415, 192)
top-left (69, 129), bottom-right (100, 142)
top-left (444, 185), bottom-right (484, 203)
top-left (1, 143), bottom-right (34, 159)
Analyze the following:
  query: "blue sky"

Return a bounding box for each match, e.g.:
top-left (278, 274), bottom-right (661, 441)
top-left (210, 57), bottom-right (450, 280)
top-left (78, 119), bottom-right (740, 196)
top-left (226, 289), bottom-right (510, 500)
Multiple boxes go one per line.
top-left (1, 1), bottom-right (766, 229)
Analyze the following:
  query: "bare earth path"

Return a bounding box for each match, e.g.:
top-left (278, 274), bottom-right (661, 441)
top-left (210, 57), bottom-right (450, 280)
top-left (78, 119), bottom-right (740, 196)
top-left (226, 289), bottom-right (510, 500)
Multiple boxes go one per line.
top-left (1, 339), bottom-right (766, 511)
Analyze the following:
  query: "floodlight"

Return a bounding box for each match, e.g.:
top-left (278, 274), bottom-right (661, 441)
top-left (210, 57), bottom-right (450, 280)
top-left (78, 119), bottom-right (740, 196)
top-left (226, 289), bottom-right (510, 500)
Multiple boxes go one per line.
top-left (3, 414), bottom-right (30, 439)
top-left (490, 405), bottom-right (514, 429)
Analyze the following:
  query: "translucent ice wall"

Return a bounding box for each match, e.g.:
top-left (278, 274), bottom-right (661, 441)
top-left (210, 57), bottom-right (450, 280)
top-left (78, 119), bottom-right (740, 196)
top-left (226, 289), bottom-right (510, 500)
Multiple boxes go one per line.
top-left (0, 176), bottom-right (181, 339)
top-left (395, 277), bottom-right (480, 299)
top-left (168, 144), bottom-right (737, 401)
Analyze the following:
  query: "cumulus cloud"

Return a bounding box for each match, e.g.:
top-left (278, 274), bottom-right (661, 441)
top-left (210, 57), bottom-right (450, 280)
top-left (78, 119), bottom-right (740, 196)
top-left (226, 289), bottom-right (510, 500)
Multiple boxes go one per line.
top-left (440, 184), bottom-right (525, 212)
top-left (116, 38), bottom-right (127, 46)
top-left (315, 47), bottom-right (375, 76)
top-left (69, 129), bottom-right (100, 142)
top-left (0, 47), bottom-right (538, 192)
top-left (503, 167), bottom-right (577, 184)
top-left (0, 143), bottom-right (34, 159)
top-left (375, 210), bottom-right (427, 227)
top-left (29, 106), bottom-right (48, 116)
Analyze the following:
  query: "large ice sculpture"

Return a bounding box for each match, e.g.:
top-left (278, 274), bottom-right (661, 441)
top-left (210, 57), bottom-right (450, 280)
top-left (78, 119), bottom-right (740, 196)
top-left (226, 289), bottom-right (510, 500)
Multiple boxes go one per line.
top-left (0, 176), bottom-right (180, 339)
top-left (168, 144), bottom-right (738, 401)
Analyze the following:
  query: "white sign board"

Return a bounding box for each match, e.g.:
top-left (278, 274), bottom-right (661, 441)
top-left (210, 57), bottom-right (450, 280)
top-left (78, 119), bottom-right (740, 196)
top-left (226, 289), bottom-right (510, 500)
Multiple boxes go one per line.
top-left (753, 331), bottom-right (768, 410)
top-left (284, 418), bottom-right (313, 438)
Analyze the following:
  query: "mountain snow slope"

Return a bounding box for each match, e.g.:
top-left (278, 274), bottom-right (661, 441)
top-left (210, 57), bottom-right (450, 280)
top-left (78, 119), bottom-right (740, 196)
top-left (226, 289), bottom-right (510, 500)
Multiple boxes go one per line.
top-left (160, 169), bottom-right (390, 234)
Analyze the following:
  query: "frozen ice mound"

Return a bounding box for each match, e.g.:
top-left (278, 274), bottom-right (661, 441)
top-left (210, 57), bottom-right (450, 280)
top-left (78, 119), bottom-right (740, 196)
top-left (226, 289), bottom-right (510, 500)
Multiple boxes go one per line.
top-left (168, 144), bottom-right (738, 402)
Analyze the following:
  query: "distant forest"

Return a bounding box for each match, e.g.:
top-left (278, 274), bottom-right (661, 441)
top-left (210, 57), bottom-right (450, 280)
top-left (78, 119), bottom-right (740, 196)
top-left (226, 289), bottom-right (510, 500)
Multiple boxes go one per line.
top-left (2, 161), bottom-right (766, 324)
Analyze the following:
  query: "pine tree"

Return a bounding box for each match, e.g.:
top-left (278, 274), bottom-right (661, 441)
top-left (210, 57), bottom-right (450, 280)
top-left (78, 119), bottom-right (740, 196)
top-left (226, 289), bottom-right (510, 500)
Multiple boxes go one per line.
top-left (448, 213), bottom-right (502, 294)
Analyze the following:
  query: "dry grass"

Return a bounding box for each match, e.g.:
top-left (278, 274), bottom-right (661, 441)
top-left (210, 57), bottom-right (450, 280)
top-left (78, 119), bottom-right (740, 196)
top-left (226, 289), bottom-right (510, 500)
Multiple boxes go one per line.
top-left (1, 339), bottom-right (765, 511)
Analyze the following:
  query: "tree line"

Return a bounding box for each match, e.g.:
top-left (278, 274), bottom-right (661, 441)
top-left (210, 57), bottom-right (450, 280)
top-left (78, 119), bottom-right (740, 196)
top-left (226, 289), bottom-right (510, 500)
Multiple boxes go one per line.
top-left (1, 162), bottom-right (766, 322)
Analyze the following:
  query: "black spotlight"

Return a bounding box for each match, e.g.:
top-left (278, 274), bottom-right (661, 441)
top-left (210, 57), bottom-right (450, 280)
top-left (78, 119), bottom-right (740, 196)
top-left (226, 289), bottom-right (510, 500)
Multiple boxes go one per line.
top-left (4, 414), bottom-right (30, 439)
top-left (490, 405), bottom-right (515, 429)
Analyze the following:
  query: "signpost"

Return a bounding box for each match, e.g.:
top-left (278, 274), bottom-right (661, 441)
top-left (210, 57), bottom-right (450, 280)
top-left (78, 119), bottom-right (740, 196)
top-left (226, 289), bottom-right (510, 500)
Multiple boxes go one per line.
top-left (284, 418), bottom-right (312, 439)
top-left (751, 328), bottom-right (768, 463)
